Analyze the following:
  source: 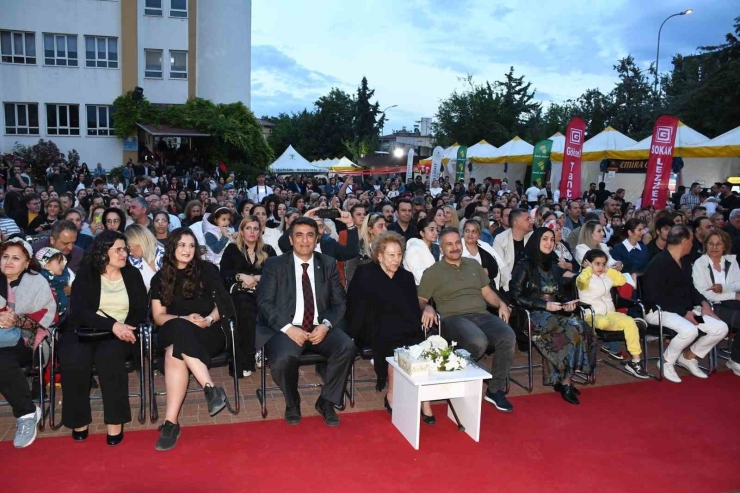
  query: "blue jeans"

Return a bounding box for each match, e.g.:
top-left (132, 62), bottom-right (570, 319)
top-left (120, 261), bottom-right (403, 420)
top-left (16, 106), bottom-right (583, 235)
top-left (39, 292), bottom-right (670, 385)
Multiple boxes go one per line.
top-left (441, 312), bottom-right (515, 393)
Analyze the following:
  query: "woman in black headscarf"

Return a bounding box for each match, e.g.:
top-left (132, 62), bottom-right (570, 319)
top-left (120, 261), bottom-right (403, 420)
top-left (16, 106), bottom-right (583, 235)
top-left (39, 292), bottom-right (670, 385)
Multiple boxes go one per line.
top-left (508, 227), bottom-right (596, 405)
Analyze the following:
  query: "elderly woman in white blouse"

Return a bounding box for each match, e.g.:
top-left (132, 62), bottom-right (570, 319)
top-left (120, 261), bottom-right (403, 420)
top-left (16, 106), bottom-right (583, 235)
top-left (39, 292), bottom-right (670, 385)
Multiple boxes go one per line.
top-left (692, 229), bottom-right (740, 376)
top-left (124, 224), bottom-right (164, 291)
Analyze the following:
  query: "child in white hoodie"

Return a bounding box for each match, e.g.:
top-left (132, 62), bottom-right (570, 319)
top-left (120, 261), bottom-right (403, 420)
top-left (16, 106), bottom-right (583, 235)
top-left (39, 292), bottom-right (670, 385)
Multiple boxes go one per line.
top-left (576, 249), bottom-right (649, 379)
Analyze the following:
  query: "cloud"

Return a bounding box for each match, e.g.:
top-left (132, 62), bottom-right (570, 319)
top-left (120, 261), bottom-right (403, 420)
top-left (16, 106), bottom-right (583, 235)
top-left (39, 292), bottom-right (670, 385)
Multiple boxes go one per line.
top-left (250, 0), bottom-right (735, 133)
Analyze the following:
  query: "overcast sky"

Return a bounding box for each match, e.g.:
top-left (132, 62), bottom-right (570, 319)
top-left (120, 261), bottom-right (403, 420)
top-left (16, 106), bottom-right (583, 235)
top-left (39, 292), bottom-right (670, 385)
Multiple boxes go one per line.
top-left (251, 0), bottom-right (736, 135)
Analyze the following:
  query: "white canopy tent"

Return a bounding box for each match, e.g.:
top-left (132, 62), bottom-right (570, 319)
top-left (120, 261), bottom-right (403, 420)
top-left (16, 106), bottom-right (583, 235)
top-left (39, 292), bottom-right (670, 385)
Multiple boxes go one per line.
top-left (270, 145), bottom-right (322, 174)
top-left (467, 136), bottom-right (532, 185)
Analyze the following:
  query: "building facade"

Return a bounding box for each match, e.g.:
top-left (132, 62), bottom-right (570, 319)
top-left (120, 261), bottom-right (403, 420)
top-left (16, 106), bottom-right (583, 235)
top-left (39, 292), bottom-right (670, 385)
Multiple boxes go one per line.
top-left (0, 0), bottom-right (251, 169)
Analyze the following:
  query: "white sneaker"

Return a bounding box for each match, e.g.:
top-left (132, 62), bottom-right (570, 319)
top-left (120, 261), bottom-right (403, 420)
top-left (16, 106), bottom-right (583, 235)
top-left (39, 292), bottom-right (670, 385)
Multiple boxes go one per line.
top-left (676, 354), bottom-right (708, 379)
top-left (13, 406), bottom-right (41, 449)
top-left (726, 359), bottom-right (740, 376)
top-left (242, 370), bottom-right (252, 377)
top-left (646, 335), bottom-right (659, 343)
top-left (657, 359), bottom-right (682, 383)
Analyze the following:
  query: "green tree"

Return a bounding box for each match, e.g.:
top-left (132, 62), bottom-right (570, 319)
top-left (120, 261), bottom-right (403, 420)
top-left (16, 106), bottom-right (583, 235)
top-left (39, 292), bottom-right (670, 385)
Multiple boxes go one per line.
top-left (12, 139), bottom-right (63, 184)
top-left (315, 88), bottom-right (356, 158)
top-left (608, 55), bottom-right (659, 139)
top-left (353, 76), bottom-right (383, 152)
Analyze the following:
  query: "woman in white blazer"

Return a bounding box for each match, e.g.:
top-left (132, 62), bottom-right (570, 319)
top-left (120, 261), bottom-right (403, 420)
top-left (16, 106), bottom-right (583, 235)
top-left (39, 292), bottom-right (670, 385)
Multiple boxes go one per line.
top-left (574, 220), bottom-right (623, 271)
top-left (403, 218), bottom-right (441, 285)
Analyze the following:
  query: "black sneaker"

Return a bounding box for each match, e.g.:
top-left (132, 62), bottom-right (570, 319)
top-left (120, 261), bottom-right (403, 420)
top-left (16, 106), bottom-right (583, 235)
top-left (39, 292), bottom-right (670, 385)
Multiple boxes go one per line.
top-left (204, 384), bottom-right (227, 417)
top-left (315, 397), bottom-right (340, 426)
top-left (600, 345), bottom-right (625, 361)
top-left (155, 420), bottom-right (181, 451)
top-left (625, 360), bottom-right (650, 379)
top-left (285, 406), bottom-right (301, 425)
top-left (484, 389), bottom-right (513, 413)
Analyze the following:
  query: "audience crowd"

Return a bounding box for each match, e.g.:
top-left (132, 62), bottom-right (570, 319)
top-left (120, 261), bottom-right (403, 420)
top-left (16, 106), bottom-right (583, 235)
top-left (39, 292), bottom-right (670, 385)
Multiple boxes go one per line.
top-left (0, 154), bottom-right (738, 452)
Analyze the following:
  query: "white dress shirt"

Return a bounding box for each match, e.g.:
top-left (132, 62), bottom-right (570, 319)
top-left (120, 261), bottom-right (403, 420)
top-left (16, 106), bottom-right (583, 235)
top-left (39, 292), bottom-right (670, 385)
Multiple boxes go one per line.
top-left (281, 253), bottom-right (319, 332)
top-left (248, 185), bottom-right (273, 203)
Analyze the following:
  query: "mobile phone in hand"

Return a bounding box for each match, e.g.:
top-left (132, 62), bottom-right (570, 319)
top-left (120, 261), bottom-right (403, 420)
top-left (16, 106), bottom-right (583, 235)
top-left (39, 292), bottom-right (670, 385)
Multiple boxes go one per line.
top-left (694, 315), bottom-right (704, 324)
top-left (317, 209), bottom-right (340, 220)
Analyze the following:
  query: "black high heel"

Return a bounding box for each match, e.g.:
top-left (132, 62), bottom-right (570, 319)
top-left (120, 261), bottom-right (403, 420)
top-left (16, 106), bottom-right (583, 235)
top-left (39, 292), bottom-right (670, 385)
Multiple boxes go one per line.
top-left (106, 428), bottom-right (124, 446)
top-left (72, 428), bottom-right (88, 441)
top-left (384, 395), bottom-right (392, 415)
top-left (421, 410), bottom-right (436, 425)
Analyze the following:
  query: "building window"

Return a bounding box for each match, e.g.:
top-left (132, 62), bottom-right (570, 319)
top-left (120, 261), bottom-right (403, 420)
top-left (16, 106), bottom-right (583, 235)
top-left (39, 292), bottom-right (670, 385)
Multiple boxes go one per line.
top-left (0, 31), bottom-right (36, 65)
top-left (145, 0), bottom-right (162, 15)
top-left (3, 103), bottom-right (40, 135)
top-left (46, 104), bottom-right (80, 136)
top-left (84, 36), bottom-right (118, 68)
top-left (145, 49), bottom-right (163, 78)
top-left (170, 0), bottom-right (187, 18)
top-left (43, 34), bottom-right (78, 67)
top-left (86, 105), bottom-right (115, 136)
top-left (170, 50), bottom-right (187, 79)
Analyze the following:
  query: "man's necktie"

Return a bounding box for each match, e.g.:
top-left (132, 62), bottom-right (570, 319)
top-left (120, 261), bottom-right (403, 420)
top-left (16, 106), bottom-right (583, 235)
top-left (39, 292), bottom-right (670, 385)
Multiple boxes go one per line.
top-left (301, 263), bottom-right (315, 332)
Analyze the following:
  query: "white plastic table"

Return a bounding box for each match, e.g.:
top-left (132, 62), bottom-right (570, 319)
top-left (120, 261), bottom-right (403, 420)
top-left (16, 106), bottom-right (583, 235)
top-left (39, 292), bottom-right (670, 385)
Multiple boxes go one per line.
top-left (386, 357), bottom-right (492, 450)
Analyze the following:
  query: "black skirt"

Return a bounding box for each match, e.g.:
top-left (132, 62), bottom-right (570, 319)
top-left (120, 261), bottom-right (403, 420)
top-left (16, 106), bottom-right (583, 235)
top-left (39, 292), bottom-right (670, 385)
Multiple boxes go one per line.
top-left (158, 318), bottom-right (226, 366)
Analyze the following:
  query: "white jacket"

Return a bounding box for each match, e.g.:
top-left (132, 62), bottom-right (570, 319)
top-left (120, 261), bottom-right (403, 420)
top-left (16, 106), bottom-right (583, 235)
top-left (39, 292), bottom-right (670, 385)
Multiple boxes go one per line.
top-left (462, 241), bottom-right (506, 291)
top-left (262, 227), bottom-right (283, 256)
top-left (202, 218), bottom-right (234, 266)
top-left (575, 266), bottom-right (627, 315)
top-left (692, 254), bottom-right (740, 303)
top-left (404, 238), bottom-right (438, 285)
top-left (493, 229), bottom-right (532, 291)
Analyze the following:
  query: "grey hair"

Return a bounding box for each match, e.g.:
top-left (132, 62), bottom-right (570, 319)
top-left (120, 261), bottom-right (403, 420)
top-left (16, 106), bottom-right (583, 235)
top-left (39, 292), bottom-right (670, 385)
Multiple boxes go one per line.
top-left (730, 209), bottom-right (740, 220)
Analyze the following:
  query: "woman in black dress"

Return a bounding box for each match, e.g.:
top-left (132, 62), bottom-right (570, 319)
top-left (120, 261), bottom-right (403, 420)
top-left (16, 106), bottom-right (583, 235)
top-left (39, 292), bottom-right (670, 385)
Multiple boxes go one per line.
top-left (150, 228), bottom-right (231, 451)
top-left (220, 215), bottom-right (276, 377)
top-left (347, 231), bottom-right (434, 423)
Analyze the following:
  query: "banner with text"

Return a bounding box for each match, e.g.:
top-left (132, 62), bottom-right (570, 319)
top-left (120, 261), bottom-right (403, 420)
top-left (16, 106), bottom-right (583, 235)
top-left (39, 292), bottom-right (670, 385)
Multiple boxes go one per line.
top-left (430, 146), bottom-right (444, 184)
top-left (406, 148), bottom-right (415, 180)
top-left (641, 115), bottom-right (679, 209)
top-left (530, 139), bottom-right (552, 187)
top-left (606, 159), bottom-right (649, 174)
top-left (455, 146), bottom-right (468, 183)
top-left (558, 117), bottom-right (586, 200)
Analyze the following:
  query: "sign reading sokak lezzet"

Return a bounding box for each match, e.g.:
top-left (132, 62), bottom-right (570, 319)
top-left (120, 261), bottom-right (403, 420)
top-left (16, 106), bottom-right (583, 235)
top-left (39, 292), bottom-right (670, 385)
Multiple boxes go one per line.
top-left (641, 115), bottom-right (679, 209)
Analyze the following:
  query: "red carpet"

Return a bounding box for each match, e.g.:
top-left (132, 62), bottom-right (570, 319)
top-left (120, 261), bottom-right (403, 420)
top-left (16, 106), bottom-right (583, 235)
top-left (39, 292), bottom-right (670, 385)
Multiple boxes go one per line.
top-left (4, 372), bottom-right (739, 493)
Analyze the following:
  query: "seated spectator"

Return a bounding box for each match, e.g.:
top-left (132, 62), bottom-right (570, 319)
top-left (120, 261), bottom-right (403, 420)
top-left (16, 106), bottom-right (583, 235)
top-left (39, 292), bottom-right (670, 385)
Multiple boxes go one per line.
top-left (566, 211), bottom-right (600, 250)
top-left (87, 204), bottom-right (106, 238)
top-left (642, 226), bottom-right (729, 383)
top-left (0, 238), bottom-right (57, 448)
top-left (11, 194), bottom-right (46, 235)
top-left (403, 218), bottom-right (441, 285)
top-left (545, 218), bottom-right (578, 274)
top-left (493, 208), bottom-right (533, 290)
top-left (251, 204), bottom-right (282, 255)
top-left (347, 231), bottom-right (434, 422)
top-left (576, 249), bottom-right (648, 379)
top-left (32, 220), bottom-right (84, 274)
top-left (35, 247), bottom-right (74, 317)
top-left (62, 209), bottom-right (93, 252)
top-left (508, 227), bottom-right (595, 405)
top-left (152, 211), bottom-right (171, 245)
top-left (151, 228), bottom-right (233, 451)
top-left (203, 207), bottom-right (236, 266)
top-left (610, 218), bottom-right (649, 274)
top-left (125, 224), bottom-right (164, 291)
top-left (256, 218), bottom-right (355, 427)
top-left (0, 206), bottom-right (22, 238)
top-left (181, 200), bottom-right (203, 228)
top-left (387, 198), bottom-right (418, 242)
top-left (60, 231), bottom-right (148, 445)
top-left (647, 216), bottom-right (674, 261)
top-left (102, 207), bottom-right (126, 233)
top-left (419, 227), bottom-right (515, 412)
top-left (689, 216), bottom-right (713, 263)
top-left (691, 229), bottom-right (740, 377)
top-left (344, 212), bottom-right (387, 288)
top-left (220, 215), bottom-right (277, 377)
top-left (442, 204), bottom-right (459, 229)
top-left (462, 218), bottom-right (504, 292)
top-left (575, 220), bottom-right (622, 271)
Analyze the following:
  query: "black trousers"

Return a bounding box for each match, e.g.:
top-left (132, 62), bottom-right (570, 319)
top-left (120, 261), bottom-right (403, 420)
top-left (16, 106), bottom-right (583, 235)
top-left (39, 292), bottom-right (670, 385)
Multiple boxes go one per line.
top-left (233, 293), bottom-right (257, 373)
top-left (713, 301), bottom-right (740, 362)
top-left (59, 333), bottom-right (132, 428)
top-left (265, 328), bottom-right (354, 408)
top-left (0, 340), bottom-right (35, 418)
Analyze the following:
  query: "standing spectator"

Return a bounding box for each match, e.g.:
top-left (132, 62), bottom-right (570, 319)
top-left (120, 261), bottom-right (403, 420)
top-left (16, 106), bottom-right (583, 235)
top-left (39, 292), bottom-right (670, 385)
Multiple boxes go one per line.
top-left (525, 183), bottom-right (542, 208)
top-left (642, 226), bottom-right (728, 383)
top-left (248, 172), bottom-right (273, 203)
top-left (719, 183), bottom-right (740, 220)
top-left (594, 182), bottom-right (611, 209)
top-left (680, 182), bottom-right (702, 210)
top-left (93, 163), bottom-right (106, 178)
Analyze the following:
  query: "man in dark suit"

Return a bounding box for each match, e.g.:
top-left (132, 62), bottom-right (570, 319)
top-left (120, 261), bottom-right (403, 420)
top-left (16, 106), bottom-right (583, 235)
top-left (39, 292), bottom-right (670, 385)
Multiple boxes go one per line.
top-left (257, 217), bottom-right (355, 426)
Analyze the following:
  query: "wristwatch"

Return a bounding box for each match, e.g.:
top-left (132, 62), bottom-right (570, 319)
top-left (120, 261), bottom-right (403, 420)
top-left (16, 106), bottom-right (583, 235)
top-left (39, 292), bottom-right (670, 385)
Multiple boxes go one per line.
top-left (322, 319), bottom-right (333, 331)
top-left (205, 315), bottom-right (215, 326)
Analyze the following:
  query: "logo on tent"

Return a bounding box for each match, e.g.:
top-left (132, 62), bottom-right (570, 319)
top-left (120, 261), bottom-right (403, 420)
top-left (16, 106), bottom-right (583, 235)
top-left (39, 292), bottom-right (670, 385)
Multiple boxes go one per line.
top-left (289, 154), bottom-right (296, 159)
top-left (569, 128), bottom-right (583, 145)
top-left (655, 126), bottom-right (673, 144)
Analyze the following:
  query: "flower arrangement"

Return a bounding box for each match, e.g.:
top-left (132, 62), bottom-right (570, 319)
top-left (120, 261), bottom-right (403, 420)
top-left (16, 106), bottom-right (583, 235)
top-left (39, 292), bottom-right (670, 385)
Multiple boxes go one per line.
top-left (417, 336), bottom-right (468, 372)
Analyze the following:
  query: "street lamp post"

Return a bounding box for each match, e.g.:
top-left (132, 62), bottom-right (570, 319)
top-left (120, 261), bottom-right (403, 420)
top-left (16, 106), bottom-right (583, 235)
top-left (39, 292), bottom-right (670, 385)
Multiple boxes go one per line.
top-left (379, 104), bottom-right (398, 150)
top-left (655, 8), bottom-right (693, 93)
